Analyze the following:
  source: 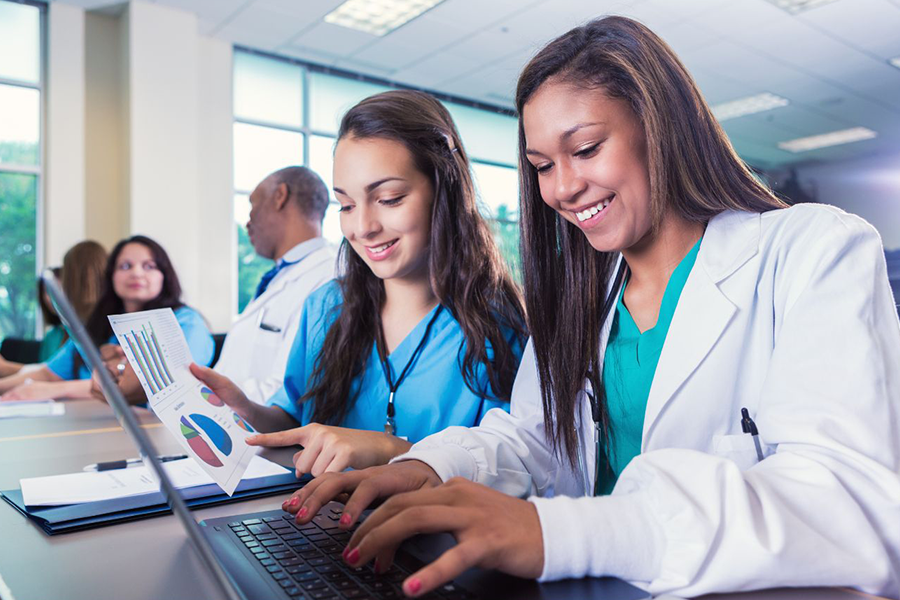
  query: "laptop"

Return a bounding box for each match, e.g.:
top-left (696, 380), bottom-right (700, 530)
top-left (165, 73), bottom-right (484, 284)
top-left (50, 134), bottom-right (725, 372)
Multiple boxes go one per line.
top-left (43, 270), bottom-right (649, 600)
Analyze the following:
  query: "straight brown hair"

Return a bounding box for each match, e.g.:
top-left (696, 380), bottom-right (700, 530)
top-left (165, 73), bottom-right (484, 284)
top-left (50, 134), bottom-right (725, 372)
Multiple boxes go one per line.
top-left (516, 16), bottom-right (787, 466)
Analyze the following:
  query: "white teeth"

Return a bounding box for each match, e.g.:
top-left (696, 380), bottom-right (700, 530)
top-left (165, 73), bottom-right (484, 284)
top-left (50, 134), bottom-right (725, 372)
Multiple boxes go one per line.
top-left (371, 241), bottom-right (395, 253)
top-left (574, 196), bottom-right (614, 222)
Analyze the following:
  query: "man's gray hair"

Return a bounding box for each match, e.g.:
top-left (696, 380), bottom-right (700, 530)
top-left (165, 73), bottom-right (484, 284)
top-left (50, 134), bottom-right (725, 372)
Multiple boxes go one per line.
top-left (271, 166), bottom-right (329, 223)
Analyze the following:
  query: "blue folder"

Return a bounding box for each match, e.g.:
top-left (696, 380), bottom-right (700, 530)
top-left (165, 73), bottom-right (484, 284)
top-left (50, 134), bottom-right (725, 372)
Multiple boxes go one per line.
top-left (0, 471), bottom-right (309, 535)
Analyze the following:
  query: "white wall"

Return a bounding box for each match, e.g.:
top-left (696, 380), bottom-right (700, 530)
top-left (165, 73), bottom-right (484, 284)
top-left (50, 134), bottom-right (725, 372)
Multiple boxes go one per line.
top-left (45, 2), bottom-right (86, 266)
top-left (44, 0), bottom-right (236, 331)
top-left (795, 152), bottom-right (900, 250)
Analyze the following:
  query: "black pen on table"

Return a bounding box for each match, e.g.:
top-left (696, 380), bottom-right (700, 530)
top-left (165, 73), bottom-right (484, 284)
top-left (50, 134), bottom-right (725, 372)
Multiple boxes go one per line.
top-left (83, 454), bottom-right (188, 472)
top-left (740, 407), bottom-right (765, 462)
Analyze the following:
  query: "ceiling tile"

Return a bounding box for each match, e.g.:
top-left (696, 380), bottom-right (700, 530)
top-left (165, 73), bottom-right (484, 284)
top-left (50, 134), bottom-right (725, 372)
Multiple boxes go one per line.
top-left (346, 39), bottom-right (423, 71)
top-left (216, 6), bottom-right (302, 51)
top-left (286, 21), bottom-right (378, 58)
top-left (797, 0), bottom-right (900, 59)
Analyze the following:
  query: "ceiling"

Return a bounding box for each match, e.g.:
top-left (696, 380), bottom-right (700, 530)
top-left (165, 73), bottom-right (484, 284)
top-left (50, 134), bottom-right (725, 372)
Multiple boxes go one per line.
top-left (52, 0), bottom-right (900, 169)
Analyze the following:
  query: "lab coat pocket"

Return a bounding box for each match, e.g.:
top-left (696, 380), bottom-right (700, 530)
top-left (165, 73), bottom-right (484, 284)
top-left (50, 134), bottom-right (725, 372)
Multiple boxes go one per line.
top-left (712, 433), bottom-right (760, 471)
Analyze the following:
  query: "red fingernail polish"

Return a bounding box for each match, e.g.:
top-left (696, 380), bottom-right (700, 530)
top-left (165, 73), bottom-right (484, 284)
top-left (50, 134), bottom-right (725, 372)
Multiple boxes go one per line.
top-left (297, 507), bottom-right (308, 518)
top-left (339, 513), bottom-right (351, 526)
top-left (346, 548), bottom-right (359, 564)
top-left (405, 578), bottom-right (422, 595)
top-left (342, 546), bottom-right (350, 560)
top-left (289, 497), bottom-right (299, 507)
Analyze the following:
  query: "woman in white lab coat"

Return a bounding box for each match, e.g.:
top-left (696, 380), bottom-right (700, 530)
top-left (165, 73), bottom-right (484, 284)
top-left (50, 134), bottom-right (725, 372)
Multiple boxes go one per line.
top-left (281, 16), bottom-right (900, 598)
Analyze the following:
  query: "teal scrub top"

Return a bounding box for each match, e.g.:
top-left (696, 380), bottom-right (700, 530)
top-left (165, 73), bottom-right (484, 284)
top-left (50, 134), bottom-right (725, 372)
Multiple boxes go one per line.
top-left (598, 238), bottom-right (702, 495)
top-left (38, 325), bottom-right (67, 362)
top-left (46, 306), bottom-right (214, 380)
top-left (268, 281), bottom-right (522, 444)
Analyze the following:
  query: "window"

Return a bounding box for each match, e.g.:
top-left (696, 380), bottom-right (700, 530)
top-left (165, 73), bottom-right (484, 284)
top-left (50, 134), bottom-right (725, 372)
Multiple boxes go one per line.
top-left (0, 0), bottom-right (43, 340)
top-left (232, 50), bottom-right (521, 311)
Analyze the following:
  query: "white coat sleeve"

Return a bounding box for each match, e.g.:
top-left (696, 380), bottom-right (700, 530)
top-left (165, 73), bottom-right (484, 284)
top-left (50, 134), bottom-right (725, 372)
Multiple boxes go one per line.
top-left (392, 339), bottom-right (568, 498)
top-left (532, 213), bottom-right (900, 596)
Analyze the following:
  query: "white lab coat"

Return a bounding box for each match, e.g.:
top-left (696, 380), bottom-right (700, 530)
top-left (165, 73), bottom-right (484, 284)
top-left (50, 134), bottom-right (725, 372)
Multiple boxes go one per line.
top-left (214, 239), bottom-right (337, 404)
top-left (398, 205), bottom-right (900, 597)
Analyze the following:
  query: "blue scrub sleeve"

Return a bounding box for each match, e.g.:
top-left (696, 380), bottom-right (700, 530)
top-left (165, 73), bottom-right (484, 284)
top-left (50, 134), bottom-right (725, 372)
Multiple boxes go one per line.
top-left (265, 281), bottom-right (341, 423)
top-left (45, 339), bottom-right (78, 380)
top-left (176, 307), bottom-right (215, 367)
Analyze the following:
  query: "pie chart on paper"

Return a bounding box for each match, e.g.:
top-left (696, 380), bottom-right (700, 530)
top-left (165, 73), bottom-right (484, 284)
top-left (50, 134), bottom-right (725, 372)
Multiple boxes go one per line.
top-left (180, 416), bottom-right (223, 468)
top-left (200, 386), bottom-right (225, 407)
top-left (233, 412), bottom-right (255, 433)
top-left (189, 413), bottom-right (233, 457)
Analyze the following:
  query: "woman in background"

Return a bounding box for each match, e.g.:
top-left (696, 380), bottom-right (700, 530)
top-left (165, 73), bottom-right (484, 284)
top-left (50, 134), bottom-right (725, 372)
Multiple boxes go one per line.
top-left (0, 240), bottom-right (108, 376)
top-left (0, 235), bottom-right (213, 401)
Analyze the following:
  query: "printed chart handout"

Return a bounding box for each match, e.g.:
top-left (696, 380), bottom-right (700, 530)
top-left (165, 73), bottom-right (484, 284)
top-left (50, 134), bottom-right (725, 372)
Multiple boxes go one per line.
top-left (108, 309), bottom-right (256, 495)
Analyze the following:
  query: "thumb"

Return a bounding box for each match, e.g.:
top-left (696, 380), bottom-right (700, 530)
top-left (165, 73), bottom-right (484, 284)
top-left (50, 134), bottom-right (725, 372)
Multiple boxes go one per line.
top-left (246, 426), bottom-right (308, 448)
top-left (189, 362), bottom-right (230, 391)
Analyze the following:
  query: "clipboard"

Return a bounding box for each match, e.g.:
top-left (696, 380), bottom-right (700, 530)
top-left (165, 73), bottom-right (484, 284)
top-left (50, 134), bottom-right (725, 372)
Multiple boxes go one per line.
top-left (1, 471), bottom-right (309, 535)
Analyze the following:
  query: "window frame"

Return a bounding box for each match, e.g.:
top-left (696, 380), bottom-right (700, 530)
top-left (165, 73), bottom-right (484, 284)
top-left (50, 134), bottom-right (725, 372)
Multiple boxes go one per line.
top-left (0, 0), bottom-right (46, 338)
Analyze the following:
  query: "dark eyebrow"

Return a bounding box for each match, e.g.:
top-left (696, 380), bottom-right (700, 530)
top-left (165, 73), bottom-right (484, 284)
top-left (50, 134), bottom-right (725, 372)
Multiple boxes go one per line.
top-left (333, 177), bottom-right (406, 198)
top-left (524, 122), bottom-right (605, 157)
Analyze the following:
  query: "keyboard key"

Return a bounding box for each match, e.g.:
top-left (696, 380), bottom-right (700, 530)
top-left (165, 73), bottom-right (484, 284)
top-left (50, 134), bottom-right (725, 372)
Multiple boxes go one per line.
top-left (260, 559), bottom-right (276, 567)
top-left (231, 527), bottom-right (248, 535)
top-left (263, 517), bottom-right (280, 522)
top-left (307, 534), bottom-right (330, 543)
top-left (315, 565), bottom-right (338, 574)
top-left (273, 551), bottom-right (295, 559)
top-left (340, 589), bottom-right (365, 599)
top-left (251, 551), bottom-right (269, 560)
top-left (301, 550), bottom-right (324, 559)
top-left (285, 587), bottom-right (303, 597)
top-left (288, 540), bottom-right (312, 550)
top-left (256, 533), bottom-right (278, 541)
top-left (273, 572), bottom-right (289, 581)
top-left (248, 524), bottom-right (272, 535)
top-left (279, 557), bottom-right (302, 566)
top-left (242, 519), bottom-right (262, 526)
top-left (300, 580), bottom-right (329, 591)
top-left (309, 590), bottom-right (338, 600)
top-left (239, 535), bottom-right (254, 543)
top-left (280, 533), bottom-right (302, 541)
top-left (292, 571), bottom-right (320, 583)
top-left (262, 539), bottom-right (287, 547)
top-left (229, 521), bottom-right (244, 528)
top-left (271, 521), bottom-right (293, 530)
top-left (279, 578), bottom-right (295, 588)
top-left (265, 565), bottom-right (282, 573)
top-left (307, 557), bottom-right (329, 567)
top-left (287, 566), bottom-right (313, 575)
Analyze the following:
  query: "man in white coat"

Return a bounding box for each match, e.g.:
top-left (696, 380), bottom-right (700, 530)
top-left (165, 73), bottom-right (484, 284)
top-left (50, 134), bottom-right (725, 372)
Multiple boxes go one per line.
top-left (214, 166), bottom-right (336, 404)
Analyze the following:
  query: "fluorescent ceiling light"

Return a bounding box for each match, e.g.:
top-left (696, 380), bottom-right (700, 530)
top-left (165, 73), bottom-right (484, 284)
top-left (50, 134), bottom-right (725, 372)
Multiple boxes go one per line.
top-left (324, 0), bottom-right (445, 36)
top-left (889, 57), bottom-right (900, 70)
top-left (762, 0), bottom-right (842, 14)
top-left (712, 92), bottom-right (790, 121)
top-left (778, 127), bottom-right (877, 153)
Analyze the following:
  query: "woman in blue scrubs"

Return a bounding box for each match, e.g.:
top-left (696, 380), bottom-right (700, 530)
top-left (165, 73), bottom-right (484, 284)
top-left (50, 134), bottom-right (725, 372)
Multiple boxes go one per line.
top-left (194, 90), bottom-right (527, 476)
top-left (0, 235), bottom-right (214, 401)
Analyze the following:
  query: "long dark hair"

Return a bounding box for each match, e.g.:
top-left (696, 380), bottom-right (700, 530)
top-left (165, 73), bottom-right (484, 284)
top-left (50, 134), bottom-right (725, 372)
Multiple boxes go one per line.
top-left (304, 90), bottom-right (527, 425)
top-left (516, 16), bottom-right (787, 466)
top-left (78, 236), bottom-right (184, 373)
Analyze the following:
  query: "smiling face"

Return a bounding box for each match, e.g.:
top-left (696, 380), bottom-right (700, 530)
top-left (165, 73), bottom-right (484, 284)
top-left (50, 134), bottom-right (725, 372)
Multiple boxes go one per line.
top-left (333, 135), bottom-right (434, 283)
top-left (112, 242), bottom-right (164, 311)
top-left (523, 80), bottom-right (654, 254)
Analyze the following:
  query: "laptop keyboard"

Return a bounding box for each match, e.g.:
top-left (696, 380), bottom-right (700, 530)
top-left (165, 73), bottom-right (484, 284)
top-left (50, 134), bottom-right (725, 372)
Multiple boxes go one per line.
top-left (225, 503), bottom-right (476, 600)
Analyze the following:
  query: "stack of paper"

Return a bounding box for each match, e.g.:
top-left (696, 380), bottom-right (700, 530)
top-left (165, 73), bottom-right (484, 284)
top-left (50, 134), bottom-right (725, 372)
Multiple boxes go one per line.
top-left (0, 400), bottom-right (66, 420)
top-left (20, 455), bottom-right (289, 507)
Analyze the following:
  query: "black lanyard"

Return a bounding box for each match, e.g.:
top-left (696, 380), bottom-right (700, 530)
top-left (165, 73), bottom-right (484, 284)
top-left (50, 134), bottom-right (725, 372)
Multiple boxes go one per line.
top-left (587, 258), bottom-right (629, 496)
top-left (375, 305), bottom-right (445, 436)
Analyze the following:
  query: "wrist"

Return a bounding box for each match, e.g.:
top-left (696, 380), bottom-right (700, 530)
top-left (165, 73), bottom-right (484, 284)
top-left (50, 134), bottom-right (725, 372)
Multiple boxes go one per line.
top-left (384, 433), bottom-right (412, 462)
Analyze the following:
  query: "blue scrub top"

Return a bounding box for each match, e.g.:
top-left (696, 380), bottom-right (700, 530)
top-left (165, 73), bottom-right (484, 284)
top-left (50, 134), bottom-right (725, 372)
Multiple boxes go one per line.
top-left (268, 281), bottom-right (522, 444)
top-left (46, 306), bottom-right (215, 381)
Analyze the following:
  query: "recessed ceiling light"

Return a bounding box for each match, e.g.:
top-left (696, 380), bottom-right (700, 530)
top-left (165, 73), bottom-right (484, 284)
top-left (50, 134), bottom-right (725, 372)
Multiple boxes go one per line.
top-left (762, 0), bottom-right (842, 14)
top-left (889, 57), bottom-right (900, 70)
top-left (777, 127), bottom-right (877, 153)
top-left (324, 0), bottom-right (445, 37)
top-left (712, 92), bottom-right (790, 121)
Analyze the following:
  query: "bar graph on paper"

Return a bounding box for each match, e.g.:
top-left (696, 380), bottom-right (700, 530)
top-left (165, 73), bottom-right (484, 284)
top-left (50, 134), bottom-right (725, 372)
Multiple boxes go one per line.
top-left (108, 309), bottom-right (191, 405)
top-left (123, 323), bottom-right (174, 395)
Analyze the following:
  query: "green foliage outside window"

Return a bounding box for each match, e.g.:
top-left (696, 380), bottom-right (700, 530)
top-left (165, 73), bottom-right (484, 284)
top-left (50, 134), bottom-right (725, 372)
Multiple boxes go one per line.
top-left (0, 147), bottom-right (38, 339)
top-left (236, 224), bottom-right (273, 313)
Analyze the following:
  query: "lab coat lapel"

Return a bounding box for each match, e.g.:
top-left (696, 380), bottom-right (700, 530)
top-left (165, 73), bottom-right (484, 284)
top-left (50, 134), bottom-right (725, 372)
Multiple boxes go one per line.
top-left (641, 211), bottom-right (760, 445)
